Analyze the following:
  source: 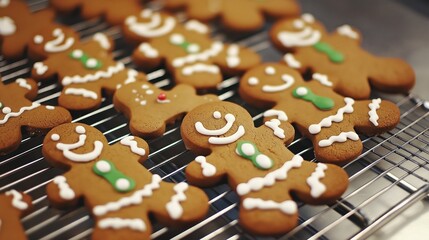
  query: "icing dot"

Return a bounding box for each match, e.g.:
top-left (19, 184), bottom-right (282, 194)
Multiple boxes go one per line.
top-left (248, 77), bottom-right (259, 86)
top-left (170, 34), bottom-right (184, 44)
top-left (86, 58), bottom-right (98, 68)
top-left (96, 160), bottom-right (111, 173)
top-left (241, 143), bottom-right (256, 156)
top-left (2, 107), bottom-right (11, 114)
top-left (265, 66), bottom-right (276, 75)
top-left (71, 49), bottom-right (83, 58)
top-left (213, 111), bottom-right (221, 119)
top-left (135, 98), bottom-right (140, 102)
top-left (116, 178), bottom-right (130, 190)
top-left (140, 100), bottom-right (147, 106)
top-left (34, 35), bottom-right (44, 44)
top-left (296, 87), bottom-right (308, 96)
top-left (141, 84), bottom-right (149, 89)
top-left (53, 28), bottom-right (62, 36)
top-left (293, 20), bottom-right (305, 29)
top-left (146, 90), bottom-right (154, 95)
top-left (75, 126), bottom-right (86, 134)
top-left (51, 134), bottom-right (60, 141)
top-left (187, 43), bottom-right (200, 53)
top-left (132, 89), bottom-right (137, 93)
top-left (256, 154), bottom-right (272, 169)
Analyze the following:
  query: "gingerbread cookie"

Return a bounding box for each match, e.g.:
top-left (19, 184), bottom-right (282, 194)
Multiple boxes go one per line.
top-left (0, 190), bottom-right (33, 240)
top-left (50, 0), bottom-right (141, 25)
top-left (113, 82), bottom-right (219, 138)
top-left (181, 101), bottom-right (348, 235)
top-left (31, 31), bottom-right (147, 111)
top-left (239, 63), bottom-right (400, 164)
top-left (123, 9), bottom-right (261, 89)
top-left (0, 0), bottom-right (55, 60)
top-left (161, 0), bottom-right (300, 32)
top-left (43, 123), bottom-right (209, 239)
top-left (0, 78), bottom-right (71, 155)
top-left (270, 14), bottom-right (415, 99)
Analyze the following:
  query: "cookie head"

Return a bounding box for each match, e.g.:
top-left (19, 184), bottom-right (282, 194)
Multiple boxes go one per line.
top-left (239, 63), bottom-right (305, 108)
top-left (181, 101), bottom-right (252, 152)
top-left (43, 123), bottom-right (107, 168)
top-left (28, 26), bottom-right (78, 60)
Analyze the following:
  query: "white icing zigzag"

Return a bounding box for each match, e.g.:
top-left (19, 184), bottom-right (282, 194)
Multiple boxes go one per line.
top-left (62, 62), bottom-right (125, 86)
top-left (195, 156), bottom-right (216, 177)
top-left (368, 98), bottom-right (381, 126)
top-left (120, 136), bottom-right (146, 156)
top-left (0, 103), bottom-right (41, 125)
top-left (93, 174), bottom-right (162, 216)
top-left (309, 97), bottom-right (355, 134)
top-left (16, 78), bottom-right (32, 90)
top-left (306, 163), bottom-right (327, 198)
top-left (265, 119), bottom-right (285, 139)
top-left (312, 73), bottom-right (333, 87)
top-left (64, 88), bottom-right (98, 100)
top-left (5, 190), bottom-right (28, 210)
top-left (236, 155), bottom-right (304, 196)
top-left (166, 182), bottom-right (188, 219)
top-left (318, 131), bottom-right (359, 147)
top-left (53, 176), bottom-right (76, 200)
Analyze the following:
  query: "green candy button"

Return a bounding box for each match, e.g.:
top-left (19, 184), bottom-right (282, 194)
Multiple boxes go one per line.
top-left (292, 86), bottom-right (335, 110)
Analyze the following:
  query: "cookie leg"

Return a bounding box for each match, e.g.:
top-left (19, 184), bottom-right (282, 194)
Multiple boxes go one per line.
top-left (59, 85), bottom-right (103, 111)
top-left (92, 216), bottom-right (151, 240)
top-left (0, 123), bottom-right (22, 154)
top-left (173, 63), bottom-right (223, 89)
top-left (129, 114), bottom-right (166, 138)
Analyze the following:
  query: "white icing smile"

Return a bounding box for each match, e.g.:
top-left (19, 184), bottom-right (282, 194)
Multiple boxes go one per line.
top-left (35, 28), bottom-right (75, 53)
top-left (251, 74), bottom-right (295, 93)
top-left (52, 126), bottom-right (103, 162)
top-left (126, 9), bottom-right (176, 38)
top-left (195, 111), bottom-right (245, 145)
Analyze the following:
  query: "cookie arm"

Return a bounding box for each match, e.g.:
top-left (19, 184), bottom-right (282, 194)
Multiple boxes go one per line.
top-left (90, 32), bottom-right (115, 52)
top-left (21, 105), bottom-right (71, 129)
top-left (132, 42), bottom-right (163, 70)
top-left (58, 85), bottom-right (103, 111)
top-left (213, 44), bottom-right (261, 76)
top-left (185, 154), bottom-right (226, 188)
top-left (31, 59), bottom-right (56, 81)
top-left (46, 174), bottom-right (82, 208)
top-left (333, 25), bottom-right (362, 43)
top-left (110, 136), bottom-right (149, 163)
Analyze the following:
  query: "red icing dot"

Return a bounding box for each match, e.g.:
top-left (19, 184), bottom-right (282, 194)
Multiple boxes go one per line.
top-left (157, 93), bottom-right (167, 101)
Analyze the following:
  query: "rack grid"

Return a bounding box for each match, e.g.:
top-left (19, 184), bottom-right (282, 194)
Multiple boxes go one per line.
top-left (1, 0), bottom-right (428, 239)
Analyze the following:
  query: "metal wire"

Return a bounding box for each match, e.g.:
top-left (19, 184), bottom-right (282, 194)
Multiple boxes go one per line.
top-left (0, 1), bottom-right (428, 239)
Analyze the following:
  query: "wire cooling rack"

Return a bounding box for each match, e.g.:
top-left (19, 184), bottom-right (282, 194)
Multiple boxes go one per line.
top-left (1, 1), bottom-right (428, 239)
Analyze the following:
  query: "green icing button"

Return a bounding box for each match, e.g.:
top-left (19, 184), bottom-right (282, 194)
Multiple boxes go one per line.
top-left (313, 42), bottom-right (345, 63)
top-left (292, 86), bottom-right (335, 110)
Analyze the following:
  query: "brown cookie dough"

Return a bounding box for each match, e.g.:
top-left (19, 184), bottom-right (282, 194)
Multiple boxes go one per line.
top-left (181, 101), bottom-right (349, 235)
top-left (43, 123), bottom-right (210, 239)
top-left (50, 0), bottom-right (142, 25)
top-left (0, 190), bottom-right (33, 240)
top-left (239, 63), bottom-right (401, 164)
top-left (30, 29), bottom-right (147, 111)
top-left (123, 9), bottom-right (261, 89)
top-left (0, 78), bottom-right (72, 155)
top-left (114, 82), bottom-right (219, 138)
top-left (270, 14), bottom-right (415, 99)
top-left (162, 0), bottom-right (300, 32)
top-left (0, 0), bottom-right (55, 60)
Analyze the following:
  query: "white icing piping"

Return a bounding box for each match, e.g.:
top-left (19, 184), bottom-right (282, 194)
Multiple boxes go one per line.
top-left (312, 73), bottom-right (333, 87)
top-left (172, 42), bottom-right (224, 68)
top-left (185, 20), bottom-right (209, 34)
top-left (283, 53), bottom-right (301, 69)
top-left (208, 125), bottom-right (245, 145)
top-left (126, 12), bottom-right (176, 38)
top-left (242, 198), bottom-right (297, 215)
top-left (368, 98), bottom-right (381, 126)
top-left (306, 163), bottom-right (327, 198)
top-left (120, 136), bottom-right (146, 156)
top-left (262, 74), bottom-right (295, 92)
top-left (93, 174), bottom-right (162, 216)
top-left (166, 182), bottom-right (188, 219)
top-left (236, 155), bottom-right (304, 196)
top-left (309, 97), bottom-right (355, 134)
top-left (226, 45), bottom-right (240, 68)
top-left (124, 69), bottom-right (138, 85)
top-left (5, 190), bottom-right (28, 210)
top-left (93, 33), bottom-right (110, 50)
top-left (64, 88), bottom-right (98, 100)
top-left (138, 43), bottom-right (159, 58)
top-left (278, 27), bottom-right (321, 47)
top-left (53, 176), bottom-right (75, 200)
top-left (0, 16), bottom-right (16, 36)
top-left (0, 102), bottom-right (40, 125)
top-left (318, 131), bottom-right (359, 147)
top-left (34, 62), bottom-right (48, 75)
top-left (264, 119), bottom-right (285, 139)
top-left (62, 62), bottom-right (125, 86)
top-left (263, 109), bottom-right (288, 121)
top-left (16, 78), bottom-right (32, 90)
top-left (195, 156), bottom-right (216, 177)
top-left (98, 218), bottom-right (146, 232)
top-left (195, 113), bottom-right (235, 136)
top-left (44, 28), bottom-right (75, 52)
top-left (337, 25), bottom-right (358, 39)
top-left (182, 63), bottom-right (220, 76)
top-left (0, 0), bottom-right (10, 7)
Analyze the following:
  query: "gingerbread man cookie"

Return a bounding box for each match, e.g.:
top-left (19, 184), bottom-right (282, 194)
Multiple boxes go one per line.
top-left (0, 190), bottom-right (33, 240)
top-left (161, 0), bottom-right (300, 32)
top-left (43, 123), bottom-right (209, 239)
top-left (239, 63), bottom-right (400, 164)
top-left (50, 0), bottom-right (142, 25)
top-left (30, 30), bottom-right (147, 111)
top-left (0, 0), bottom-right (55, 60)
top-left (181, 101), bottom-right (348, 235)
top-left (270, 14), bottom-right (415, 99)
top-left (0, 78), bottom-right (71, 155)
top-left (113, 81), bottom-right (219, 138)
top-left (123, 9), bottom-right (261, 89)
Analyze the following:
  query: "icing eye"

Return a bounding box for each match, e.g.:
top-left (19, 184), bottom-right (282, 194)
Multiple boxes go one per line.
top-left (2, 107), bottom-right (11, 114)
top-left (170, 34), bottom-right (184, 45)
top-left (53, 28), bottom-right (62, 36)
top-left (265, 66), bottom-right (276, 75)
top-left (248, 77), bottom-right (259, 86)
top-left (51, 134), bottom-right (60, 141)
top-left (187, 43), bottom-right (200, 53)
top-left (71, 49), bottom-right (83, 59)
top-left (34, 35), bottom-right (44, 44)
top-left (293, 20), bottom-right (305, 29)
top-left (213, 111), bottom-right (221, 119)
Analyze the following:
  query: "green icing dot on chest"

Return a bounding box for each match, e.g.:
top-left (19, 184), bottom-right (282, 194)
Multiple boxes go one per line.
top-left (313, 42), bottom-right (345, 63)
